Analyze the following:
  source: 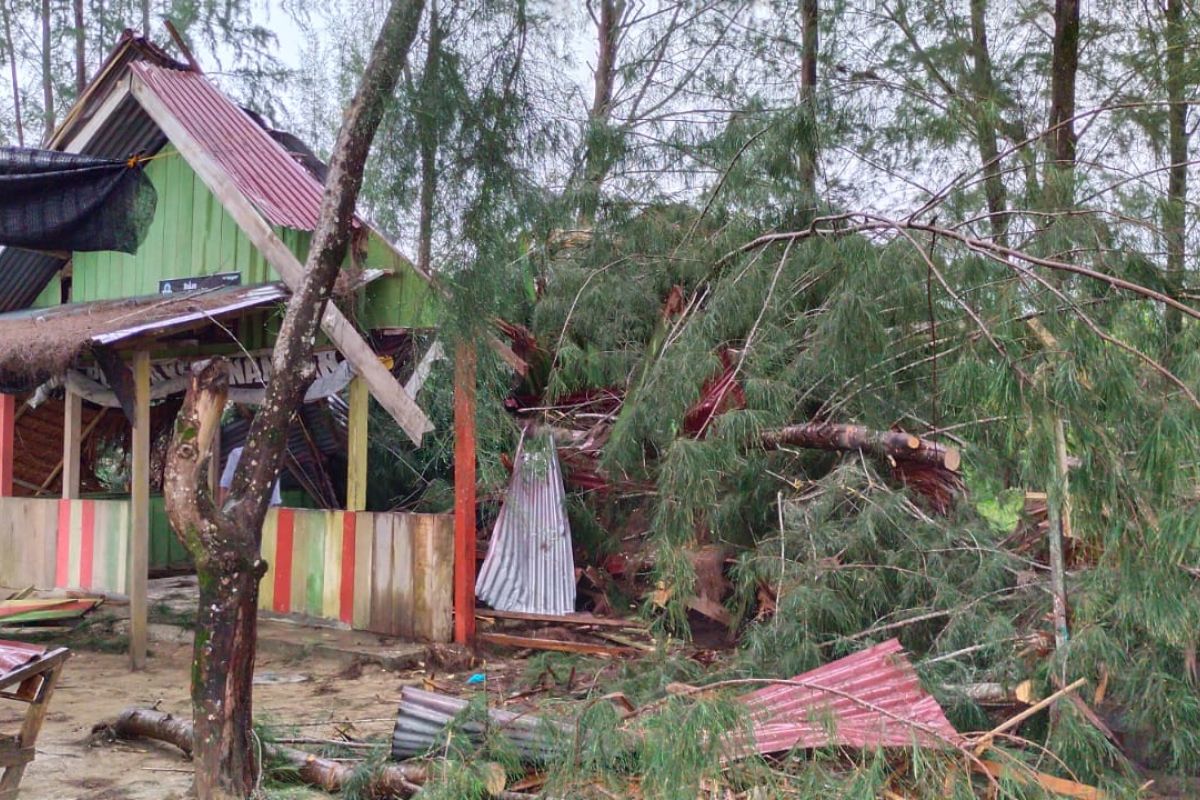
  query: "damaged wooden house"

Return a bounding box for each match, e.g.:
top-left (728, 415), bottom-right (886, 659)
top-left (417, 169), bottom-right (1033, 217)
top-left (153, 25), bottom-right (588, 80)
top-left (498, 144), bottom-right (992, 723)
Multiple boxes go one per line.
top-left (0, 31), bottom-right (462, 667)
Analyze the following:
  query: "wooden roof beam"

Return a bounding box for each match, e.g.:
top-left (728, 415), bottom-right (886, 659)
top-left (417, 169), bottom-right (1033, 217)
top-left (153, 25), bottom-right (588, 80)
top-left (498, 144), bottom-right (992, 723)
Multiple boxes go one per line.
top-left (129, 72), bottom-right (433, 445)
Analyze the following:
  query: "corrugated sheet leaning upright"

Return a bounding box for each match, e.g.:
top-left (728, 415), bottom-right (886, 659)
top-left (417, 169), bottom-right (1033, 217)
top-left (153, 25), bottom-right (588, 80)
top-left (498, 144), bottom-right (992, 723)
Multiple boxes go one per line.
top-left (475, 430), bottom-right (576, 616)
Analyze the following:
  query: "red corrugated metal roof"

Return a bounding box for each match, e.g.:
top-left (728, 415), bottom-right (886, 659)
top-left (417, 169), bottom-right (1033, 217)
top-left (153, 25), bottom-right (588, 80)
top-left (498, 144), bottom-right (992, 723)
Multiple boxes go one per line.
top-left (129, 62), bottom-right (327, 231)
top-left (739, 638), bottom-right (962, 753)
top-left (0, 639), bottom-right (46, 680)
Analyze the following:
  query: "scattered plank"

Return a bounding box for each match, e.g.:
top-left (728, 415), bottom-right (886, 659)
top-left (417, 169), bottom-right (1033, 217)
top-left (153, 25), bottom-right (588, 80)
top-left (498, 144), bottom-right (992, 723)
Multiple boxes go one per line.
top-left (478, 632), bottom-right (638, 658)
top-left (974, 759), bottom-right (1105, 800)
top-left (475, 608), bottom-right (647, 630)
top-left (972, 677), bottom-right (1087, 755)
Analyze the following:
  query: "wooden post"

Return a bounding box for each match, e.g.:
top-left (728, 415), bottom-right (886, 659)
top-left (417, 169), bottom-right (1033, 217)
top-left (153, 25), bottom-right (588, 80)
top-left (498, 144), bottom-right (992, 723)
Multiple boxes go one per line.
top-left (62, 390), bottom-right (81, 500)
top-left (129, 351), bottom-right (150, 670)
top-left (346, 376), bottom-right (368, 512)
top-left (0, 394), bottom-right (14, 497)
top-left (453, 344), bottom-right (477, 645)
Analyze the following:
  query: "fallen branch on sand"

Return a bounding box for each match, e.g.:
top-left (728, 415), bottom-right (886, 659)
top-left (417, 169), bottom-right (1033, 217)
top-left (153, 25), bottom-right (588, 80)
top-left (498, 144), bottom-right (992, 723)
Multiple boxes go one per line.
top-left (102, 708), bottom-right (546, 799)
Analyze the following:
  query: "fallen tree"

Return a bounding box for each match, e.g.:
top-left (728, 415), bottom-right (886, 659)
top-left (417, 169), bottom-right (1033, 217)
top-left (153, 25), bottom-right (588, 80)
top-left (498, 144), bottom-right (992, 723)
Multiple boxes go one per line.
top-left (160, 2), bottom-right (425, 797)
top-left (106, 709), bottom-right (432, 797)
top-left (760, 422), bottom-right (961, 471)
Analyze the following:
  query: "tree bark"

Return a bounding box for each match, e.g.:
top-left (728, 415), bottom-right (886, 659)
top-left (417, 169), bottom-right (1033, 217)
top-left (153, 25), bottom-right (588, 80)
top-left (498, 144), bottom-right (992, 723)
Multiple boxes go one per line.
top-left (141, 0), bottom-right (149, 38)
top-left (108, 708), bottom-right (431, 796)
top-left (40, 0), bottom-right (53, 142)
top-left (1046, 0), bottom-right (1079, 202)
top-left (73, 0), bottom-right (84, 96)
top-left (1, 0), bottom-right (22, 147)
top-left (579, 0), bottom-right (624, 224)
top-left (798, 0), bottom-right (818, 198)
top-left (416, 0), bottom-right (443, 274)
top-left (1042, 0), bottom-right (1080, 683)
top-left (760, 422), bottom-right (960, 471)
top-left (1163, 0), bottom-right (1188, 352)
top-left (162, 1), bottom-right (425, 797)
top-left (968, 0), bottom-right (1007, 241)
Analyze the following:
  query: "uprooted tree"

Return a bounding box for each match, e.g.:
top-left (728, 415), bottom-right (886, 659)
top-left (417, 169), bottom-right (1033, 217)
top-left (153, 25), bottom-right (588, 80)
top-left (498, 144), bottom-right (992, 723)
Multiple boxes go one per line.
top-left (161, 1), bottom-right (424, 796)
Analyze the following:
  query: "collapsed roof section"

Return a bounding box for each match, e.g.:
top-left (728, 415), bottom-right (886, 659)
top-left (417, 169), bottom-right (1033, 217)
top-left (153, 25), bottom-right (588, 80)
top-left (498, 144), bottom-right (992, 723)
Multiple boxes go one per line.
top-left (0, 28), bottom-right (428, 312)
top-left (0, 283), bottom-right (289, 392)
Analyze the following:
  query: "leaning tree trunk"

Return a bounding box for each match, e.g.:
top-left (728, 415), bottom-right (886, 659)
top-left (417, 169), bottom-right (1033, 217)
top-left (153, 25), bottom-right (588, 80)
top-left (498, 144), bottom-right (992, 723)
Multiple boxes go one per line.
top-left (163, 1), bottom-right (425, 797)
top-left (164, 361), bottom-right (263, 798)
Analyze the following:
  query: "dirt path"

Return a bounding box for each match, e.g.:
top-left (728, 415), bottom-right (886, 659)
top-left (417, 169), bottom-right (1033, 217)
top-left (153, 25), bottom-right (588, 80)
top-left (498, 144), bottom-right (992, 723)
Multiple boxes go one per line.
top-left (6, 641), bottom-right (423, 800)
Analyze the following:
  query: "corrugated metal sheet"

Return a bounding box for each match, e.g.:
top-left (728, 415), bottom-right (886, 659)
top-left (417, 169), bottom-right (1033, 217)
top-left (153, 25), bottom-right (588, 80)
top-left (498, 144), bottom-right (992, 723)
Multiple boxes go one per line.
top-left (92, 283), bottom-right (288, 345)
top-left (738, 638), bottom-right (962, 753)
top-left (0, 251), bottom-right (65, 313)
top-left (130, 62), bottom-right (328, 231)
top-left (221, 398), bottom-right (347, 508)
top-left (476, 430), bottom-right (576, 616)
top-left (392, 686), bottom-right (571, 761)
top-left (0, 639), bottom-right (45, 679)
top-left (0, 32), bottom-right (180, 313)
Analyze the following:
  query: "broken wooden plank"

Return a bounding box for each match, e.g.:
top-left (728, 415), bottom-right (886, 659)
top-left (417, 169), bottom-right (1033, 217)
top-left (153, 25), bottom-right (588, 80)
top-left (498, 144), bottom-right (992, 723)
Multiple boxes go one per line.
top-left (129, 72), bottom-right (432, 445)
top-left (475, 608), bottom-right (647, 630)
top-left (477, 632), bottom-right (638, 658)
top-left (974, 760), bottom-right (1105, 800)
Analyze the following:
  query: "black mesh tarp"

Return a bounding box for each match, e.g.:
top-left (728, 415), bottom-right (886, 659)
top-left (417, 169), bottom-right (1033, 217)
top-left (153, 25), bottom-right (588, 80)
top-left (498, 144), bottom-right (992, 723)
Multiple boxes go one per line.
top-left (0, 147), bottom-right (156, 254)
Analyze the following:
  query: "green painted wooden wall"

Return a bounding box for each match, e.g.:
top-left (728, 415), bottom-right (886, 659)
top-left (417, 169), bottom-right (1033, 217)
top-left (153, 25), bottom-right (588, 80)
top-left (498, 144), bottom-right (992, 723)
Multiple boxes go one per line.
top-left (70, 146), bottom-right (437, 329)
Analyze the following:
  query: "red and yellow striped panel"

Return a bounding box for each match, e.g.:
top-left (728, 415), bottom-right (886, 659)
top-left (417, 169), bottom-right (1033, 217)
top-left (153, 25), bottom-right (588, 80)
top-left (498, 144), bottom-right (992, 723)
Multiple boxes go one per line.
top-left (54, 499), bottom-right (130, 594)
top-left (256, 507), bottom-right (451, 641)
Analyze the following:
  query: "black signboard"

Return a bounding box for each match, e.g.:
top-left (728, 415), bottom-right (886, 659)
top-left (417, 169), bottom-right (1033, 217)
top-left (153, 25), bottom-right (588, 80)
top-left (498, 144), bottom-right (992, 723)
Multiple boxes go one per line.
top-left (159, 272), bottom-right (242, 294)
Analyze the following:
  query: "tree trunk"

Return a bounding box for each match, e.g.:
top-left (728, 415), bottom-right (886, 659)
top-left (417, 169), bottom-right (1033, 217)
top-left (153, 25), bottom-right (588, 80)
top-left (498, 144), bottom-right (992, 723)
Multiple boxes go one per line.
top-left (1, 0), bottom-right (22, 147)
top-left (108, 708), bottom-right (431, 796)
top-left (1042, 0), bottom-right (1081, 684)
top-left (760, 422), bottom-right (960, 471)
top-left (162, 1), bottom-right (425, 797)
top-left (41, 0), bottom-right (53, 142)
top-left (416, 0), bottom-right (443, 274)
top-left (141, 0), bottom-right (149, 37)
top-left (968, 0), bottom-right (1007, 241)
top-left (1163, 0), bottom-right (1188, 353)
top-left (579, 0), bottom-right (624, 224)
top-left (1046, 0), bottom-right (1079, 203)
top-left (73, 0), bottom-right (84, 96)
top-left (798, 0), bottom-right (818, 198)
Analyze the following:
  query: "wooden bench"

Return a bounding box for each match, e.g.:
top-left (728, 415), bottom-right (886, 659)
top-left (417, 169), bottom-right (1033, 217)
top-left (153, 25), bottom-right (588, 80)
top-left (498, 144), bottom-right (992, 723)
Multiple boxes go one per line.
top-left (0, 642), bottom-right (69, 800)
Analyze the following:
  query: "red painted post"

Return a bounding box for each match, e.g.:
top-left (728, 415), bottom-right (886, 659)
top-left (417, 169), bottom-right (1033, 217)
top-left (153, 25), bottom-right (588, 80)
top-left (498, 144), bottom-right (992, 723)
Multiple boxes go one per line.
top-left (453, 343), bottom-right (477, 645)
top-left (0, 394), bottom-right (14, 496)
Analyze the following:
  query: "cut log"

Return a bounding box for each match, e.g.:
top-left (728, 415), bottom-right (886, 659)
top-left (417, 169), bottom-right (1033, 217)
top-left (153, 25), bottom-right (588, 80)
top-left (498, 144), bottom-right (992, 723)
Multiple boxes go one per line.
top-left (107, 708), bottom-right (429, 796)
top-left (761, 423), bottom-right (960, 471)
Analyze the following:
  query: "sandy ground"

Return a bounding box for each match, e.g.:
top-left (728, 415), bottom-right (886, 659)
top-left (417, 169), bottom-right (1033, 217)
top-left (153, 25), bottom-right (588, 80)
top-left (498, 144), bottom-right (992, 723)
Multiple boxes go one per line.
top-left (4, 640), bottom-right (452, 800)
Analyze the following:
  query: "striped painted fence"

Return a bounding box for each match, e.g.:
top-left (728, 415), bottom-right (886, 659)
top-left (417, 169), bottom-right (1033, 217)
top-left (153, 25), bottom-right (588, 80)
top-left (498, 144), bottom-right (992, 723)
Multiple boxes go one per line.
top-left (0, 497), bottom-right (130, 594)
top-left (258, 508), bottom-right (454, 642)
top-left (0, 498), bottom-right (454, 643)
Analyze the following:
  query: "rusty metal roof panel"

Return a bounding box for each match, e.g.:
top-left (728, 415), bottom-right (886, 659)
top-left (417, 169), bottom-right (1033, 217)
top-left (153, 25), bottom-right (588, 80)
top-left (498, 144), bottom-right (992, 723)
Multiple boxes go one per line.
top-left (475, 430), bottom-right (576, 616)
top-left (129, 62), bottom-right (327, 231)
top-left (739, 639), bottom-right (962, 753)
top-left (0, 639), bottom-right (46, 679)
